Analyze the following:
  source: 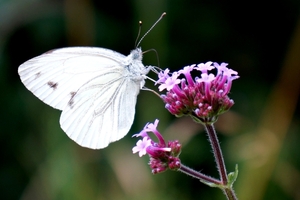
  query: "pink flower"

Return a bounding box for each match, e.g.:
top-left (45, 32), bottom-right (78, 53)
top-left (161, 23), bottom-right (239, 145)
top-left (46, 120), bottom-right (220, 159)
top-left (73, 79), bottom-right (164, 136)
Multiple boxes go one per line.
top-left (156, 68), bottom-right (170, 85)
top-left (195, 61), bottom-right (214, 73)
top-left (158, 72), bottom-right (181, 91)
top-left (132, 119), bottom-right (182, 174)
top-left (132, 137), bottom-right (152, 157)
top-left (156, 62), bottom-right (239, 124)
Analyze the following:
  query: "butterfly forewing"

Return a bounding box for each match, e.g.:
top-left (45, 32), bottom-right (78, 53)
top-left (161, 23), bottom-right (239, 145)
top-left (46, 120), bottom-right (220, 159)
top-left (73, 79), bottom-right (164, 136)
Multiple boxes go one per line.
top-left (18, 47), bottom-right (127, 110)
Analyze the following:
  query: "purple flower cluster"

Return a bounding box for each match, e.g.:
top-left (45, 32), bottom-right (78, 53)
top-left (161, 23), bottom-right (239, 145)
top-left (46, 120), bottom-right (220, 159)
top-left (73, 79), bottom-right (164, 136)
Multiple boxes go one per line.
top-left (132, 119), bottom-right (181, 174)
top-left (156, 62), bottom-right (239, 124)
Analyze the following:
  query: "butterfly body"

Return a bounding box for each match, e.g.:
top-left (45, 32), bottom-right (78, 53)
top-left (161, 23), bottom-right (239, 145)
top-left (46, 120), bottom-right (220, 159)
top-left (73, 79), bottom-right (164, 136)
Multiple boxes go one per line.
top-left (18, 47), bottom-right (150, 149)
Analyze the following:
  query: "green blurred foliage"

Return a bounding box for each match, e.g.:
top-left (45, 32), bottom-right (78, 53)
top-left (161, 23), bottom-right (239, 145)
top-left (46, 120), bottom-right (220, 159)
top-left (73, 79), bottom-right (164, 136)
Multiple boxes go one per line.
top-left (1, 0), bottom-right (299, 199)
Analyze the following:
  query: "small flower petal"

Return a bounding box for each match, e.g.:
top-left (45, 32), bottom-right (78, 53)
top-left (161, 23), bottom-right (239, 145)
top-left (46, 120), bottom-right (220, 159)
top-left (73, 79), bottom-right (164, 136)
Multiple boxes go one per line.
top-left (179, 65), bottom-right (196, 86)
top-left (145, 119), bottom-right (159, 132)
top-left (196, 73), bottom-right (215, 83)
top-left (195, 61), bottom-right (214, 73)
top-left (132, 137), bottom-right (152, 157)
top-left (158, 72), bottom-right (181, 91)
top-left (155, 68), bottom-right (170, 85)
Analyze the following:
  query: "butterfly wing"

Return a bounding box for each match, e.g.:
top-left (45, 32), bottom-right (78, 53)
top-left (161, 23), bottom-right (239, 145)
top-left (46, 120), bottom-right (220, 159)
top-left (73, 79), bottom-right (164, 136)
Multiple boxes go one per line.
top-left (19, 47), bottom-right (142, 149)
top-left (18, 47), bottom-right (128, 110)
top-left (60, 72), bottom-right (140, 149)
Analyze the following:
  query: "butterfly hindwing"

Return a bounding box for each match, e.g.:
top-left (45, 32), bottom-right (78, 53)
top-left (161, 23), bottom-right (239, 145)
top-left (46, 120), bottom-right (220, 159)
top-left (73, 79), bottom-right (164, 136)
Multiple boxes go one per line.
top-left (60, 72), bottom-right (140, 149)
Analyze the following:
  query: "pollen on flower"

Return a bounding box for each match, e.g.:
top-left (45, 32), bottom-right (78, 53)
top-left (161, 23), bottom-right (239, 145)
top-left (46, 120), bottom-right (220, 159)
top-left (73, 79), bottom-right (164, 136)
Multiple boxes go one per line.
top-left (156, 62), bottom-right (239, 124)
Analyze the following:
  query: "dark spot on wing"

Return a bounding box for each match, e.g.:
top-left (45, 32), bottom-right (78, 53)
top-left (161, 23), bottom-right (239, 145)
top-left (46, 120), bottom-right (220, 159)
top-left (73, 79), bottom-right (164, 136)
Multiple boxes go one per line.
top-left (35, 72), bottom-right (41, 79)
top-left (47, 81), bottom-right (58, 90)
top-left (68, 91), bottom-right (77, 108)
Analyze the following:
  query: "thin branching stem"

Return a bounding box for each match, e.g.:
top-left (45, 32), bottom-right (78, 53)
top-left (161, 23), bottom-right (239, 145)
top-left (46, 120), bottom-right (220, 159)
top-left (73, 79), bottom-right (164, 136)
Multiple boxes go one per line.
top-left (179, 164), bottom-right (221, 185)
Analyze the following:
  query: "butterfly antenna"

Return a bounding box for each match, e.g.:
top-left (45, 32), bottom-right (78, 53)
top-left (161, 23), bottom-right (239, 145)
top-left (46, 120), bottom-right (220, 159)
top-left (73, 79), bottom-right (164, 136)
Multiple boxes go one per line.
top-left (136, 12), bottom-right (166, 47)
top-left (134, 21), bottom-right (143, 47)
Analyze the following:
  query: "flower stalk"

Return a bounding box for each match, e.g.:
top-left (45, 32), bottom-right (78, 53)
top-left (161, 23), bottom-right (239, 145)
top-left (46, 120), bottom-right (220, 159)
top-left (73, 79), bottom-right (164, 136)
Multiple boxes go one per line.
top-left (205, 123), bottom-right (238, 200)
top-left (205, 124), bottom-right (228, 183)
top-left (178, 164), bottom-right (221, 185)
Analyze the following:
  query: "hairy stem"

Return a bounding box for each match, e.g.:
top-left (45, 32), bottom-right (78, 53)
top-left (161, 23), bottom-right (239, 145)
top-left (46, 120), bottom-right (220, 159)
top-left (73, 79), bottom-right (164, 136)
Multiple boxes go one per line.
top-left (179, 164), bottom-right (221, 185)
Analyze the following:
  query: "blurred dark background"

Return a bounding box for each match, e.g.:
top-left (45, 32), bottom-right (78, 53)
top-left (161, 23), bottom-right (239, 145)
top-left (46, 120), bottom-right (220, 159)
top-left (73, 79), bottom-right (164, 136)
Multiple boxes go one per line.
top-left (1, 0), bottom-right (299, 199)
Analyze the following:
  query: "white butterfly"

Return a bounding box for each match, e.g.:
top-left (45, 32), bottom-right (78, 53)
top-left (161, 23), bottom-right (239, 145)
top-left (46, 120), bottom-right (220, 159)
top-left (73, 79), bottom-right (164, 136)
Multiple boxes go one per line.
top-left (18, 47), bottom-right (153, 149)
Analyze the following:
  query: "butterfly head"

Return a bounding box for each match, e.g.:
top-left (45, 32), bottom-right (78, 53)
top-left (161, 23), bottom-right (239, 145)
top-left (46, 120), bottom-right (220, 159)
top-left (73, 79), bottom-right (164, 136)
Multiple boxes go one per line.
top-left (130, 47), bottom-right (143, 61)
